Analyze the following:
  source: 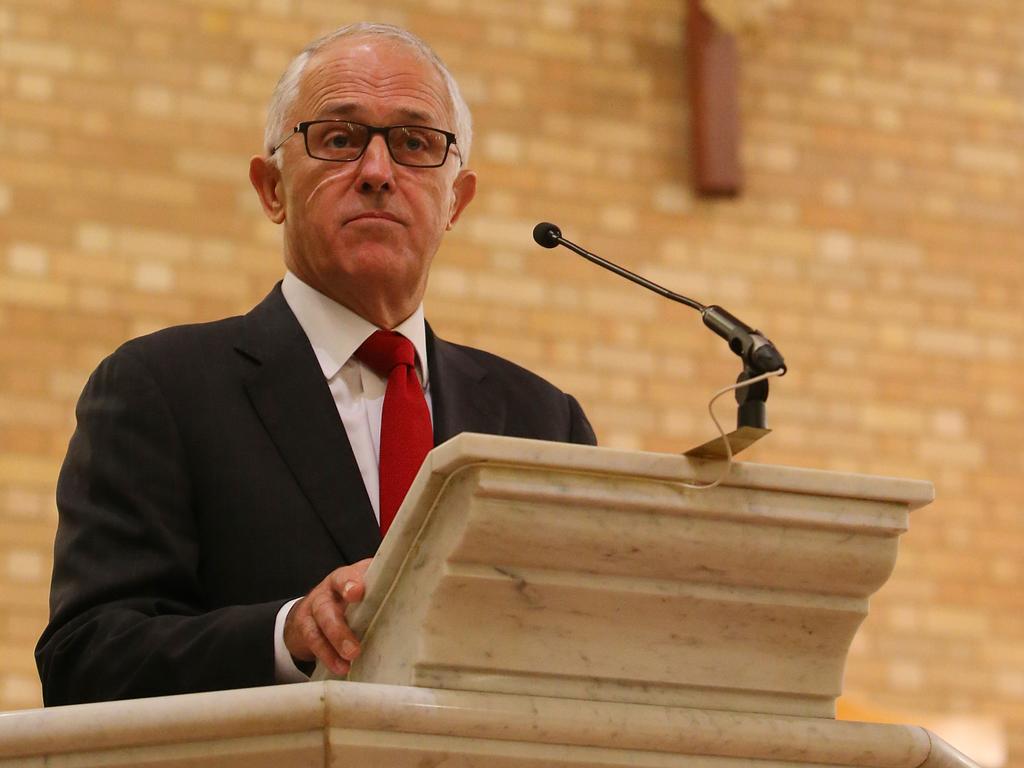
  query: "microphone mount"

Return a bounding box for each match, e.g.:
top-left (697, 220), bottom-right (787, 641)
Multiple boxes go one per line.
top-left (533, 221), bottom-right (786, 430)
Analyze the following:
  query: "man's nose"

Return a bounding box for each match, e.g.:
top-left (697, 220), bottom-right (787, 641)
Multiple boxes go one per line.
top-left (356, 134), bottom-right (394, 192)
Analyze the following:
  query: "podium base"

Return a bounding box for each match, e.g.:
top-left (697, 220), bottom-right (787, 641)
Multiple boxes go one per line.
top-left (0, 681), bottom-right (979, 768)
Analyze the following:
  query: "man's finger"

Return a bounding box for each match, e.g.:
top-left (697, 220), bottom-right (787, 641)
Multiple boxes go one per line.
top-left (343, 580), bottom-right (365, 604)
top-left (330, 573), bottom-right (366, 604)
top-left (309, 591), bottom-right (361, 660)
top-left (301, 617), bottom-right (350, 676)
top-left (330, 558), bottom-right (372, 598)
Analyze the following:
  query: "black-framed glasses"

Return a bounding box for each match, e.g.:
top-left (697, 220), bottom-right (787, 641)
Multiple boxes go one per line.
top-left (271, 120), bottom-right (459, 168)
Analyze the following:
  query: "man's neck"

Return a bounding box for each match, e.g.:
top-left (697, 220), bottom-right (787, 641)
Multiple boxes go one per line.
top-left (285, 265), bottom-right (418, 330)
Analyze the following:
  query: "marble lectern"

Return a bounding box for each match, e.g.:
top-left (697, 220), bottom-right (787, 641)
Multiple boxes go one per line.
top-left (0, 434), bottom-right (978, 767)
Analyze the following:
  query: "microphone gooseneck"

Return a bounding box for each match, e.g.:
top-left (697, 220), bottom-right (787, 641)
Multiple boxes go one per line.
top-left (533, 221), bottom-right (786, 377)
top-left (532, 222), bottom-right (705, 312)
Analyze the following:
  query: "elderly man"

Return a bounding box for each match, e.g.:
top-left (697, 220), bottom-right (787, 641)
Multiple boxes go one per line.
top-left (36, 23), bottom-right (595, 705)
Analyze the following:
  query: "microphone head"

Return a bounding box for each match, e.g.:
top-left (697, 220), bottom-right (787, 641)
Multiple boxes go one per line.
top-left (532, 222), bottom-right (562, 248)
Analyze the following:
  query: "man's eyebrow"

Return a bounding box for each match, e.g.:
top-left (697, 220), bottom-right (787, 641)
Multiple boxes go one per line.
top-left (317, 103), bottom-right (358, 118)
top-left (315, 103), bottom-right (437, 125)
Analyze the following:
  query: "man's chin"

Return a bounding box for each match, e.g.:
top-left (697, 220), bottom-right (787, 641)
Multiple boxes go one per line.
top-left (326, 243), bottom-right (424, 287)
top-left (334, 226), bottom-right (402, 256)
top-left (339, 240), bottom-right (407, 265)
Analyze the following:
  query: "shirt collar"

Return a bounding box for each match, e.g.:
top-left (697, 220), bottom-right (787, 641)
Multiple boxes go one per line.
top-left (281, 271), bottom-right (429, 386)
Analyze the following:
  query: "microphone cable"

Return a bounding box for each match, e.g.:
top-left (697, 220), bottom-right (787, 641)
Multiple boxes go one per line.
top-left (682, 368), bottom-right (785, 491)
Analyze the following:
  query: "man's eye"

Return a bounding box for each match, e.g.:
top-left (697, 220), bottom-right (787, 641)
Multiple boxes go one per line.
top-left (326, 133), bottom-right (352, 148)
top-left (403, 137), bottom-right (426, 151)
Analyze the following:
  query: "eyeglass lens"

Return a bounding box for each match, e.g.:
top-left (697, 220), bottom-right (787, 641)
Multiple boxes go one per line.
top-left (305, 122), bottom-right (449, 166)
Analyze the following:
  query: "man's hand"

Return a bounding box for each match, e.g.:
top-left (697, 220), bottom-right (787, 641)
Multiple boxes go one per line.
top-left (284, 558), bottom-right (372, 676)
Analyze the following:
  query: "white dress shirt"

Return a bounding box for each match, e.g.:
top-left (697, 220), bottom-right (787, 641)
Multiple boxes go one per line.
top-left (272, 271), bottom-right (432, 682)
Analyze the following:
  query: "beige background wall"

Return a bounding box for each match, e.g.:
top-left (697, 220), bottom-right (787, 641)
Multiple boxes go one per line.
top-left (1, 0), bottom-right (1022, 762)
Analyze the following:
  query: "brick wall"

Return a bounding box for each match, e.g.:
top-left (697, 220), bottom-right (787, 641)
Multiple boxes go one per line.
top-left (1, 0), bottom-right (1022, 761)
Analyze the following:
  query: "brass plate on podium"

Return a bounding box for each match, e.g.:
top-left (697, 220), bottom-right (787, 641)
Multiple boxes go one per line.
top-left (684, 425), bottom-right (771, 459)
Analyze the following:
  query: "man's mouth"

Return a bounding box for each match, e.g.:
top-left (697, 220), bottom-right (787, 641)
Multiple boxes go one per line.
top-left (347, 211), bottom-right (401, 225)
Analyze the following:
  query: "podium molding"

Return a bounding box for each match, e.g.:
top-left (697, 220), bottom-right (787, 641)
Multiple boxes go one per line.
top-left (325, 433), bottom-right (933, 720)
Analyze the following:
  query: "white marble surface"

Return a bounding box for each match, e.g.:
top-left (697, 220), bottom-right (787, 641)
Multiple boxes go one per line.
top-left (322, 433), bottom-right (932, 718)
top-left (0, 681), bottom-right (978, 767)
top-left (427, 433), bottom-right (935, 509)
top-left (0, 437), bottom-right (956, 766)
top-left (0, 684), bottom-right (321, 754)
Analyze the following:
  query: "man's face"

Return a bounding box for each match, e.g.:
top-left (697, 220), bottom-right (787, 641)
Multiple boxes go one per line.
top-left (254, 37), bottom-right (476, 326)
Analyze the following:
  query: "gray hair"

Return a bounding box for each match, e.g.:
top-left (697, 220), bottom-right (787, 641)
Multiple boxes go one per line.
top-left (264, 23), bottom-right (472, 167)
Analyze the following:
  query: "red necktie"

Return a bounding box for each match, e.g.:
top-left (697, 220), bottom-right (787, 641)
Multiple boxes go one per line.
top-left (354, 330), bottom-right (433, 537)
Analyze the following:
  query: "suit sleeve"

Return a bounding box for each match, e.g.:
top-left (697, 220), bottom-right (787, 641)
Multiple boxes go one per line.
top-left (36, 346), bottom-right (286, 705)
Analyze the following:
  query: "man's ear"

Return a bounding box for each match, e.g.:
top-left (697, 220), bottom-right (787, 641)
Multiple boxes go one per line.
top-left (249, 155), bottom-right (286, 224)
top-left (446, 169), bottom-right (477, 230)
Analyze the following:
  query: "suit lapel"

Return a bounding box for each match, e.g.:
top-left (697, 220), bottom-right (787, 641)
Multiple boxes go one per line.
top-left (427, 325), bottom-right (507, 443)
top-left (236, 286), bottom-right (381, 563)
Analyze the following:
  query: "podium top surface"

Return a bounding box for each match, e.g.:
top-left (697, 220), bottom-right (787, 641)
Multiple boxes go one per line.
top-left (428, 433), bottom-right (935, 511)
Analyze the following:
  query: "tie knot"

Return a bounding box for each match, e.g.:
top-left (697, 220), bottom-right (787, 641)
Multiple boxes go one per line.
top-left (355, 330), bottom-right (417, 376)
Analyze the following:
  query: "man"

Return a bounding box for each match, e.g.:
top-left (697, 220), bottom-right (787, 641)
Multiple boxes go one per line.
top-left (36, 23), bottom-right (595, 705)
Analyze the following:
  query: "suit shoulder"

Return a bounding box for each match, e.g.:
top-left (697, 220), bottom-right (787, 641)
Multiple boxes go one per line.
top-left (440, 339), bottom-right (567, 395)
top-left (114, 314), bottom-right (246, 367)
top-left (75, 315), bottom-right (251, 399)
top-left (433, 337), bottom-right (597, 446)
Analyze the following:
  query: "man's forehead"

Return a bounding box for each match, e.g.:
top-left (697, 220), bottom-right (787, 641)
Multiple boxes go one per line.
top-left (299, 36), bottom-right (454, 125)
top-left (307, 39), bottom-right (444, 93)
top-left (309, 35), bottom-right (422, 67)
top-left (315, 101), bottom-right (435, 125)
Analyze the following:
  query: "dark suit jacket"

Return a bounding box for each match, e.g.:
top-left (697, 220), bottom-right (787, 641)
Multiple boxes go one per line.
top-left (36, 284), bottom-right (596, 706)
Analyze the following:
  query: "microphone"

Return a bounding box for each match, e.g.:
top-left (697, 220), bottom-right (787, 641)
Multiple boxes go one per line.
top-left (532, 222), bottom-right (786, 375)
top-left (532, 222), bottom-right (561, 248)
